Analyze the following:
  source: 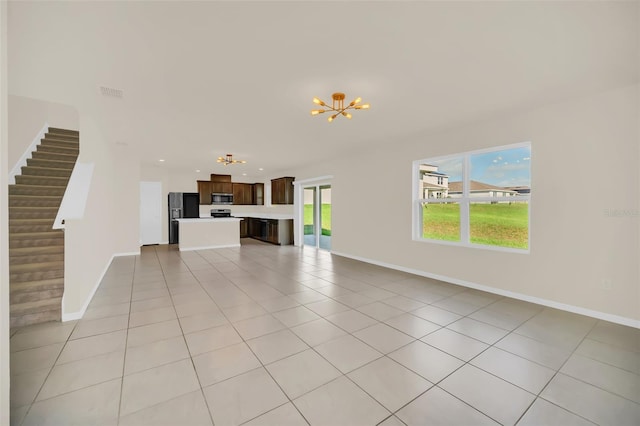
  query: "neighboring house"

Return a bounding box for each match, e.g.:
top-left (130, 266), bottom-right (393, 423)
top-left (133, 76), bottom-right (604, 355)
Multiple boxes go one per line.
top-left (448, 180), bottom-right (520, 200)
top-left (419, 164), bottom-right (449, 198)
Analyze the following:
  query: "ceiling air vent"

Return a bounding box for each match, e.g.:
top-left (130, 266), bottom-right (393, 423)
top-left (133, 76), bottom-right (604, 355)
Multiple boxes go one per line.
top-left (100, 86), bottom-right (124, 98)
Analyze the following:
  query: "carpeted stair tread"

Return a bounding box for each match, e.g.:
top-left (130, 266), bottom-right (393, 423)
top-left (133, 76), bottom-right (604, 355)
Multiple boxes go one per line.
top-left (32, 151), bottom-right (78, 162)
top-left (9, 185), bottom-right (67, 196)
top-left (10, 238), bottom-right (64, 249)
top-left (11, 309), bottom-right (61, 328)
top-left (10, 268), bottom-right (65, 283)
top-left (9, 230), bottom-right (64, 240)
top-left (16, 164), bottom-right (73, 176)
top-left (26, 158), bottom-right (76, 169)
top-left (10, 246), bottom-right (64, 256)
top-left (9, 195), bottom-right (63, 207)
top-left (11, 287), bottom-right (64, 305)
top-left (10, 253), bottom-right (64, 265)
top-left (9, 207), bottom-right (60, 219)
top-left (40, 139), bottom-right (79, 149)
top-left (36, 144), bottom-right (79, 155)
top-left (11, 298), bottom-right (62, 316)
top-left (47, 127), bottom-right (79, 136)
top-left (10, 260), bottom-right (64, 273)
top-left (10, 278), bottom-right (64, 293)
top-left (10, 223), bottom-right (56, 233)
top-left (15, 175), bottom-right (70, 186)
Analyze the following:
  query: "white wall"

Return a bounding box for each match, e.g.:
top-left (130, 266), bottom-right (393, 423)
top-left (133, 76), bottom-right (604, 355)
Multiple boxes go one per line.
top-left (8, 95), bottom-right (78, 168)
top-left (1, 1), bottom-right (10, 422)
top-left (288, 84), bottom-right (640, 324)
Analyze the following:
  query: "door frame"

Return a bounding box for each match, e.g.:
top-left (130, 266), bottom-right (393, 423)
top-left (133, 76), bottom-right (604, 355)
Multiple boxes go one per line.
top-left (293, 175), bottom-right (332, 248)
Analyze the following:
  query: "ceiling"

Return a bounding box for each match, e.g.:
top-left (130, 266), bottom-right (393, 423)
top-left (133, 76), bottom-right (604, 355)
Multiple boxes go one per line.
top-left (8, 1), bottom-right (638, 179)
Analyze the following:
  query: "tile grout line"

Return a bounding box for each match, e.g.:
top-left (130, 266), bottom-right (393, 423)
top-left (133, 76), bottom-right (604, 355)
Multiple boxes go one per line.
top-left (115, 254), bottom-right (137, 425)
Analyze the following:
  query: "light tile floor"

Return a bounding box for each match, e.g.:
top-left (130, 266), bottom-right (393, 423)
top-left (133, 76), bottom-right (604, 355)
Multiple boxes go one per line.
top-left (9, 242), bottom-right (640, 425)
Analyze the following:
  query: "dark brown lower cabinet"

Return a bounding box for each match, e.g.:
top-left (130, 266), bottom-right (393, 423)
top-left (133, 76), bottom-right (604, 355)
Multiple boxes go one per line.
top-left (241, 217), bottom-right (292, 245)
top-left (239, 219), bottom-right (248, 238)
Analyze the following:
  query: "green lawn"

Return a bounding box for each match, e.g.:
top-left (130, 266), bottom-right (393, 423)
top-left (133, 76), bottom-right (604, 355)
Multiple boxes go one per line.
top-left (304, 204), bottom-right (332, 236)
top-left (423, 203), bottom-right (529, 249)
top-left (421, 204), bottom-right (461, 241)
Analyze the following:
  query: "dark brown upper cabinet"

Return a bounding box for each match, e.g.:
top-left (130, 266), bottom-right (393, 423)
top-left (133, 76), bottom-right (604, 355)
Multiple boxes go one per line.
top-left (271, 177), bottom-right (295, 204)
top-left (197, 180), bottom-right (212, 205)
top-left (232, 183), bottom-right (254, 205)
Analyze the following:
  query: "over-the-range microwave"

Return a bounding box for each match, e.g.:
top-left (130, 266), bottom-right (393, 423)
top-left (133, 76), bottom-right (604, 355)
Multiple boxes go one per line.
top-left (211, 193), bottom-right (233, 205)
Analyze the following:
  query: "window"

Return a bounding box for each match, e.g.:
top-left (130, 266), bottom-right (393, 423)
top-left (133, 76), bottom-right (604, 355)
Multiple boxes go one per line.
top-left (413, 142), bottom-right (531, 252)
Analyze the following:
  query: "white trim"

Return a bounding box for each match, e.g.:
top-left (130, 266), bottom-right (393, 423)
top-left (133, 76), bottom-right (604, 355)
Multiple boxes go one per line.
top-left (179, 243), bottom-right (240, 252)
top-left (413, 237), bottom-right (530, 254)
top-left (61, 250), bottom-right (140, 321)
top-left (9, 122), bottom-right (48, 184)
top-left (292, 175), bottom-right (333, 186)
top-left (294, 177), bottom-right (333, 248)
top-left (115, 251), bottom-right (141, 257)
top-left (331, 250), bottom-right (640, 329)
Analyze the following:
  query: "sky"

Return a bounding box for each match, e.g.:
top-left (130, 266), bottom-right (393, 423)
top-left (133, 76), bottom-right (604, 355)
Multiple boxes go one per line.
top-left (426, 146), bottom-right (531, 187)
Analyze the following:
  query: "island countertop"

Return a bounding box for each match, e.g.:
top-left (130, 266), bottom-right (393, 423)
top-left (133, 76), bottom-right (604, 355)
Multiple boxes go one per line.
top-left (232, 213), bottom-right (294, 220)
top-left (176, 217), bottom-right (242, 223)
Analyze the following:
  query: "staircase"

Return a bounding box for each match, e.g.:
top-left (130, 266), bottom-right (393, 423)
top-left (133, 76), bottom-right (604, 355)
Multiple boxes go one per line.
top-left (8, 127), bottom-right (80, 328)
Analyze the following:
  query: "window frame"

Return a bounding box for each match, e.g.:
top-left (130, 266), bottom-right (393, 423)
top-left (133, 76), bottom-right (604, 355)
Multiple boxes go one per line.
top-left (412, 141), bottom-right (531, 254)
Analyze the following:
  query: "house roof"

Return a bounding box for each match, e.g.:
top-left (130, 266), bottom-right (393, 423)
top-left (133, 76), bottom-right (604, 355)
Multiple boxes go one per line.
top-left (448, 181), bottom-right (518, 193)
top-left (422, 182), bottom-right (449, 190)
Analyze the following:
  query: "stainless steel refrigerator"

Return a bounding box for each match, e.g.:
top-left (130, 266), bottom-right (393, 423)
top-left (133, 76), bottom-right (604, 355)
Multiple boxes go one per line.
top-left (168, 192), bottom-right (200, 244)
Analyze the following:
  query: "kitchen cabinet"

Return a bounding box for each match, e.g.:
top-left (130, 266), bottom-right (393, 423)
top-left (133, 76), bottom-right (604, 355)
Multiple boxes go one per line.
top-left (211, 174), bottom-right (233, 194)
top-left (211, 182), bottom-right (233, 194)
top-left (242, 217), bottom-right (292, 245)
top-left (196, 174), bottom-right (264, 205)
top-left (271, 177), bottom-right (294, 204)
top-left (197, 180), bottom-right (212, 205)
top-left (253, 183), bottom-right (264, 205)
top-left (211, 174), bottom-right (231, 182)
top-left (239, 218), bottom-right (248, 238)
top-left (233, 183), bottom-right (254, 205)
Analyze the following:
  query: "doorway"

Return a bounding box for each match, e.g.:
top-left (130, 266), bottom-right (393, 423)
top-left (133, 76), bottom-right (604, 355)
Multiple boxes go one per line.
top-left (139, 181), bottom-right (162, 245)
top-left (303, 184), bottom-right (331, 250)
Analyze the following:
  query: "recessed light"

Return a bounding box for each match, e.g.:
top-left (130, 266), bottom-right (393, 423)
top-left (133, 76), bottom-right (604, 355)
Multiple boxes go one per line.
top-left (258, 168), bottom-right (264, 171)
top-left (195, 169), bottom-right (201, 172)
top-left (158, 159), bottom-right (165, 162)
top-left (242, 173), bottom-right (247, 176)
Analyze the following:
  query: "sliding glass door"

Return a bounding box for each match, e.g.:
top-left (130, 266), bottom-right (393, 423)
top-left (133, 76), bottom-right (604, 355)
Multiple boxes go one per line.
top-left (303, 185), bottom-right (331, 250)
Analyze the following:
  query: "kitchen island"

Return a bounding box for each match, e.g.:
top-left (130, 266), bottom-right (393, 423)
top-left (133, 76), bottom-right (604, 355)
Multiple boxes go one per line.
top-left (176, 217), bottom-right (242, 251)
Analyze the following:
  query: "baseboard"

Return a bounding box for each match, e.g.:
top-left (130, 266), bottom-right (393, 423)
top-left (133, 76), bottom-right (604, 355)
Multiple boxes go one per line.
top-left (114, 251), bottom-right (141, 257)
top-left (179, 243), bottom-right (240, 252)
top-left (61, 253), bottom-right (116, 322)
top-left (61, 250), bottom-right (140, 321)
top-left (331, 250), bottom-right (640, 329)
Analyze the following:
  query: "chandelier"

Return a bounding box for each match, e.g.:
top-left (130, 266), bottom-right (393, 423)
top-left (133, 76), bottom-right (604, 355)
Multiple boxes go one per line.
top-left (311, 92), bottom-right (370, 122)
top-left (217, 154), bottom-right (246, 166)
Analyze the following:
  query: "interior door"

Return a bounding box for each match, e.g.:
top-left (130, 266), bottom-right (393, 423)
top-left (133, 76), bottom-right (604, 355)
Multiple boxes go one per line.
top-left (140, 181), bottom-right (162, 245)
